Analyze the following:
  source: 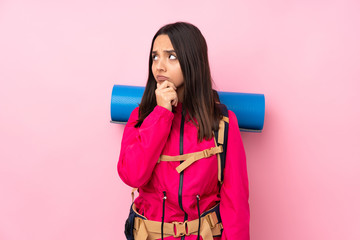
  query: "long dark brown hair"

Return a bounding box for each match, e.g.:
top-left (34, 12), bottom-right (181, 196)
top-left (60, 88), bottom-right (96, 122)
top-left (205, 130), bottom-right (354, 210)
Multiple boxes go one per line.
top-left (135, 21), bottom-right (223, 143)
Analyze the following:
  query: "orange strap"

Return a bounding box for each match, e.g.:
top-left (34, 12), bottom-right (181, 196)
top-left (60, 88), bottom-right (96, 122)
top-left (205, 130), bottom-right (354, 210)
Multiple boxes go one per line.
top-left (218, 116), bottom-right (229, 144)
top-left (217, 116), bottom-right (228, 183)
top-left (158, 145), bottom-right (223, 173)
top-left (213, 133), bottom-right (222, 183)
top-left (131, 188), bottom-right (138, 202)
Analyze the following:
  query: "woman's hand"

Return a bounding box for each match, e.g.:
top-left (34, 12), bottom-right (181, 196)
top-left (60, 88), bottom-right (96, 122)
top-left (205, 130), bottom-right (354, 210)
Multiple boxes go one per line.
top-left (155, 80), bottom-right (178, 112)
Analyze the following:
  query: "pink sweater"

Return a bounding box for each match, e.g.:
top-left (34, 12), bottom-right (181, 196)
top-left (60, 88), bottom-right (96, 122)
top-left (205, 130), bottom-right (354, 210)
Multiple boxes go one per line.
top-left (118, 102), bottom-right (249, 239)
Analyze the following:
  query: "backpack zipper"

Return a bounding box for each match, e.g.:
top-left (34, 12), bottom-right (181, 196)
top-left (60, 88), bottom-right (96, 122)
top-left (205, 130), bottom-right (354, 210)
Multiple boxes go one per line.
top-left (178, 110), bottom-right (188, 239)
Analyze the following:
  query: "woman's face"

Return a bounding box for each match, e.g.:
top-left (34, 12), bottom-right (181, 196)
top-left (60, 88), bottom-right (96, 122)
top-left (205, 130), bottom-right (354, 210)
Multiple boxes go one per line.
top-left (151, 34), bottom-right (184, 89)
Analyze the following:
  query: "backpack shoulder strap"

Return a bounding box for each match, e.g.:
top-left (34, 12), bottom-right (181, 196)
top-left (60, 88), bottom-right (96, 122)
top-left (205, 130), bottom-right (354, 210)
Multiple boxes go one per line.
top-left (214, 103), bottom-right (229, 184)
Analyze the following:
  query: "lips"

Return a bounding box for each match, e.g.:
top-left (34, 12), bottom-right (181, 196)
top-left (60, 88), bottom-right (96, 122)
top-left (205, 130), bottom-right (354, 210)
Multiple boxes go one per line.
top-left (157, 75), bottom-right (169, 81)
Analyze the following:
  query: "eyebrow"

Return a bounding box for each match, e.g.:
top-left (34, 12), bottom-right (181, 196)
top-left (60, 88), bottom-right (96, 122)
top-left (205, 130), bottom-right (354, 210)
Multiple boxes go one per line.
top-left (152, 50), bottom-right (176, 54)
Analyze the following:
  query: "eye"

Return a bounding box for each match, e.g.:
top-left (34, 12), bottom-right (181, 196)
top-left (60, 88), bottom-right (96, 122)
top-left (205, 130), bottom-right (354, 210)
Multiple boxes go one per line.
top-left (152, 55), bottom-right (158, 60)
top-left (169, 54), bottom-right (177, 60)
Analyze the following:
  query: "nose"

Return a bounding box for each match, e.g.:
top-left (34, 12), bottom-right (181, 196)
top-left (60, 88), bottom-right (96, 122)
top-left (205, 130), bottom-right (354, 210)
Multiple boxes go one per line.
top-left (155, 57), bottom-right (166, 72)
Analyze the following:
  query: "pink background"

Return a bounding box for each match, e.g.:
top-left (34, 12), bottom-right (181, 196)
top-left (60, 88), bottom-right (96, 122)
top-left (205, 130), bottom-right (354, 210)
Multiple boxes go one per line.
top-left (1, 0), bottom-right (359, 239)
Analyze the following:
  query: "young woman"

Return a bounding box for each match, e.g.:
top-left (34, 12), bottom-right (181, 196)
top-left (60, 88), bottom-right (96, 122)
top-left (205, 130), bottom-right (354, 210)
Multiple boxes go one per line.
top-left (118, 22), bottom-right (249, 240)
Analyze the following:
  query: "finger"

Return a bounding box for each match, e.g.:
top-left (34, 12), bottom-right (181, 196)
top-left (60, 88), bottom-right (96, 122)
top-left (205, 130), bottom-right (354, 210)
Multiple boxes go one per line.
top-left (170, 92), bottom-right (178, 104)
top-left (167, 81), bottom-right (177, 90)
top-left (160, 87), bottom-right (176, 93)
top-left (172, 98), bottom-right (178, 107)
top-left (167, 92), bottom-right (176, 105)
top-left (159, 80), bottom-right (177, 90)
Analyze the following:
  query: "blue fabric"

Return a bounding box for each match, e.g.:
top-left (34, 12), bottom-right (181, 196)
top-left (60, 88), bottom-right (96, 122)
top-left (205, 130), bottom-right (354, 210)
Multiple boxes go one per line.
top-left (111, 84), bottom-right (265, 132)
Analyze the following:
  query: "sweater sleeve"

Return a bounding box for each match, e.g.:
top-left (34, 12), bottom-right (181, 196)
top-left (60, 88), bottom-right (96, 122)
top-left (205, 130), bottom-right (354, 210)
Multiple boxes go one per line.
top-left (220, 110), bottom-right (250, 240)
top-left (117, 105), bottom-right (174, 188)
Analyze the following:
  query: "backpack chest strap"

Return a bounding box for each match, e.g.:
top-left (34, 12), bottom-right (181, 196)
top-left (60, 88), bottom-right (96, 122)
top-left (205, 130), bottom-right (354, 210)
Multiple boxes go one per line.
top-left (157, 115), bottom-right (228, 174)
top-left (158, 145), bottom-right (223, 173)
